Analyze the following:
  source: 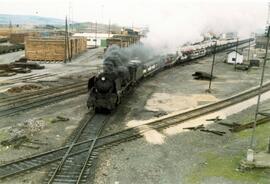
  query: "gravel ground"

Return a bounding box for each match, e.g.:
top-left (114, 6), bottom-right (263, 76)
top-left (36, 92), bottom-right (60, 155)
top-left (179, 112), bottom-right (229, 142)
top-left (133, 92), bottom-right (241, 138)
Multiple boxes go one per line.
top-left (94, 94), bottom-right (270, 184)
top-left (1, 44), bottom-right (270, 183)
top-left (0, 94), bottom-right (90, 183)
top-left (93, 45), bottom-right (270, 184)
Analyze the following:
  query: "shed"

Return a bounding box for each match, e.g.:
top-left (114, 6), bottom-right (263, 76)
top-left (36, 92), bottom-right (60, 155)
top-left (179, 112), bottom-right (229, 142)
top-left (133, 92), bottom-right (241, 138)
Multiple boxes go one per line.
top-left (227, 50), bottom-right (243, 64)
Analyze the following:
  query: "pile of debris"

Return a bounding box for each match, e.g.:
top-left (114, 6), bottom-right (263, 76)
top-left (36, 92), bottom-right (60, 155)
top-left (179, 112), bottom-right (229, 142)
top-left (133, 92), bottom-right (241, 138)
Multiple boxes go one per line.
top-left (235, 64), bottom-right (250, 71)
top-left (7, 84), bottom-right (42, 93)
top-left (0, 37), bottom-right (8, 43)
top-left (192, 71), bottom-right (216, 80)
top-left (0, 70), bottom-right (16, 77)
top-left (184, 124), bottom-right (226, 136)
top-left (50, 116), bottom-right (70, 123)
top-left (9, 118), bottom-right (46, 137)
top-left (0, 57), bottom-right (45, 77)
top-left (0, 118), bottom-right (47, 149)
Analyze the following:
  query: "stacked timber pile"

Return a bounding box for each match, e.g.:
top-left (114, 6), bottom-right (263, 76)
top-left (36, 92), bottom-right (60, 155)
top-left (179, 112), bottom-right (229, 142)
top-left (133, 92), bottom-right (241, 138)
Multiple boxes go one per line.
top-left (0, 28), bottom-right (11, 37)
top-left (69, 36), bottom-right (87, 58)
top-left (0, 58), bottom-right (45, 76)
top-left (9, 32), bottom-right (39, 44)
top-left (9, 33), bottom-right (28, 44)
top-left (25, 36), bottom-right (87, 62)
top-left (0, 36), bottom-right (8, 43)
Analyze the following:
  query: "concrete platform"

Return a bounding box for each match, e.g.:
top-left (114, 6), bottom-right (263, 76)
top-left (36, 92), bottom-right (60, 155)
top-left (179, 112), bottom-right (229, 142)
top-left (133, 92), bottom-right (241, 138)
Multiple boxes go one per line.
top-left (241, 151), bottom-right (270, 169)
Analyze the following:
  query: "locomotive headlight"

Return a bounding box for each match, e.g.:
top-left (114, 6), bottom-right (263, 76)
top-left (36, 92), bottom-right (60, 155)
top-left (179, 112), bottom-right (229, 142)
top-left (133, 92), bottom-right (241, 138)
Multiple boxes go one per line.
top-left (101, 77), bottom-right (106, 81)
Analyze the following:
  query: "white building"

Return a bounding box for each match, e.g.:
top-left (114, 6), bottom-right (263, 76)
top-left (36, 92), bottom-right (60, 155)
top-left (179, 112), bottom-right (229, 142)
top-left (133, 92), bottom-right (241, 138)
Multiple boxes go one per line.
top-left (227, 51), bottom-right (244, 64)
top-left (73, 33), bottom-right (113, 48)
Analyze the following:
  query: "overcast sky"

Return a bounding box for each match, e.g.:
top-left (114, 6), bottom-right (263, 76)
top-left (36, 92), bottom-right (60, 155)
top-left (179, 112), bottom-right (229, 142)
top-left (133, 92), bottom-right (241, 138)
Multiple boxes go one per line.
top-left (0, 0), bottom-right (267, 25)
top-left (0, 0), bottom-right (268, 50)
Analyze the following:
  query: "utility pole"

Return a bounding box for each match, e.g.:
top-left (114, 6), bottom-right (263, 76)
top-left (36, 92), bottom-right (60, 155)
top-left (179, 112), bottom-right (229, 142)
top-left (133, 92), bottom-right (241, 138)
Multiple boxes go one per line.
top-left (234, 38), bottom-right (239, 71)
top-left (8, 20), bottom-right (12, 34)
top-left (108, 19), bottom-right (111, 38)
top-left (95, 21), bottom-right (97, 48)
top-left (249, 26), bottom-right (270, 149)
top-left (64, 16), bottom-right (67, 63)
top-left (67, 18), bottom-right (71, 62)
top-left (207, 41), bottom-right (217, 92)
top-left (247, 38), bottom-right (251, 65)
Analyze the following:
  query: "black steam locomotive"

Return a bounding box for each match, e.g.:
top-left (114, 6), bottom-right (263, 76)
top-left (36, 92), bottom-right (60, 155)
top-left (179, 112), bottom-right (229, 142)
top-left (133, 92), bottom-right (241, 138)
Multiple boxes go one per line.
top-left (87, 57), bottom-right (165, 111)
top-left (87, 38), bottom-right (252, 112)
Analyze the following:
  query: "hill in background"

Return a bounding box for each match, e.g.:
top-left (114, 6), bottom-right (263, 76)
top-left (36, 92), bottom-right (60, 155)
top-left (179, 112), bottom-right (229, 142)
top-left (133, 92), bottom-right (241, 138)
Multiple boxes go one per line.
top-left (0, 14), bottom-right (64, 25)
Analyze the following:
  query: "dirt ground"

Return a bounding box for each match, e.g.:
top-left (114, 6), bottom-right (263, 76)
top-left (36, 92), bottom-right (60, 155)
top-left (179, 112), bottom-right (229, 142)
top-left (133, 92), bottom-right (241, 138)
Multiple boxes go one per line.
top-left (1, 44), bottom-right (270, 183)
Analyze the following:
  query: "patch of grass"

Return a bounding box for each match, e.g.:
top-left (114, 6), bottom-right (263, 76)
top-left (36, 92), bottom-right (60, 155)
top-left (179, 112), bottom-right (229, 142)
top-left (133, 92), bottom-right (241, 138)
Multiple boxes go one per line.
top-left (237, 123), bottom-right (270, 150)
top-left (187, 152), bottom-right (270, 184)
top-left (186, 123), bottom-right (270, 184)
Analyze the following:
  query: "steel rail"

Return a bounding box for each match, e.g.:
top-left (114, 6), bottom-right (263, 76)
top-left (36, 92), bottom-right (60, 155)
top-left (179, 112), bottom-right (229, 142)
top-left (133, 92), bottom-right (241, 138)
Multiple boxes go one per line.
top-left (0, 86), bottom-right (87, 117)
top-left (0, 81), bottom-right (87, 105)
top-left (46, 114), bottom-right (109, 184)
top-left (47, 115), bottom-right (95, 183)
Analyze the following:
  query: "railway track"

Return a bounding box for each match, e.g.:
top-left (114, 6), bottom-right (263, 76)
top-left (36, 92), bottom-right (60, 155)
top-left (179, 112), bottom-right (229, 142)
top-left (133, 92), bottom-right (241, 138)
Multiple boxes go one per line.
top-left (45, 114), bottom-right (109, 184)
top-left (0, 113), bottom-right (110, 183)
top-left (0, 73), bottom-right (57, 85)
top-left (1, 81), bottom-right (270, 181)
top-left (0, 81), bottom-right (88, 117)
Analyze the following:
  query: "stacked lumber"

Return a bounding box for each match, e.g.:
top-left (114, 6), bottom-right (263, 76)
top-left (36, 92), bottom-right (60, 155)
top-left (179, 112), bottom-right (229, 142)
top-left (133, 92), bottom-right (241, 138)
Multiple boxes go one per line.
top-left (9, 33), bottom-right (28, 44)
top-left (70, 36), bottom-right (87, 58)
top-left (0, 28), bottom-right (11, 37)
top-left (9, 32), bottom-right (39, 44)
top-left (0, 36), bottom-right (8, 43)
top-left (25, 36), bottom-right (87, 62)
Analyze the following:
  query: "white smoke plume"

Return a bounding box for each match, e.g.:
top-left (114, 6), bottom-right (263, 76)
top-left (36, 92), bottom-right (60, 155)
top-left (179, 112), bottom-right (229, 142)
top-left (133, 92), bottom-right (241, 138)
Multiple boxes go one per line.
top-left (139, 0), bottom-right (267, 52)
top-left (69, 0), bottom-right (267, 52)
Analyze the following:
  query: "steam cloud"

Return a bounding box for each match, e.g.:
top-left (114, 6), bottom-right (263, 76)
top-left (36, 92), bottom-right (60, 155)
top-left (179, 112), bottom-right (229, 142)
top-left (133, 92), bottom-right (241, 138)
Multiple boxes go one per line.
top-left (139, 1), bottom-right (267, 52)
top-left (103, 44), bottom-right (157, 70)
